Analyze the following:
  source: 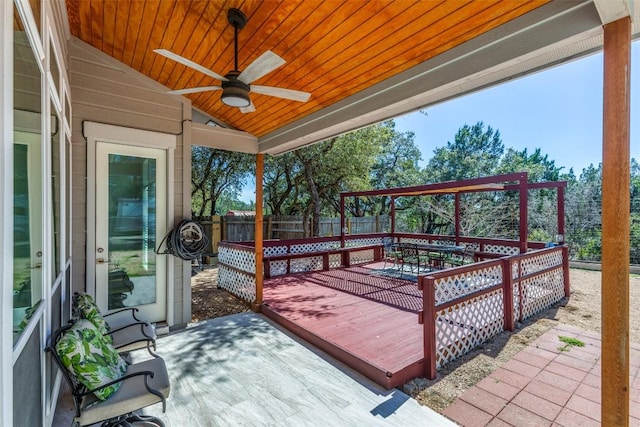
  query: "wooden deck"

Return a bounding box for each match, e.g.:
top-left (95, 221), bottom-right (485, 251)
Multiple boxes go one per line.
top-left (262, 262), bottom-right (426, 389)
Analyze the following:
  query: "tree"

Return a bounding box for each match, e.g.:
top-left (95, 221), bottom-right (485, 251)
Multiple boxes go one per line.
top-left (191, 146), bottom-right (253, 217)
top-left (411, 122), bottom-right (506, 237)
top-left (368, 122), bottom-right (422, 216)
top-left (564, 164), bottom-right (602, 260)
top-left (425, 122), bottom-right (504, 182)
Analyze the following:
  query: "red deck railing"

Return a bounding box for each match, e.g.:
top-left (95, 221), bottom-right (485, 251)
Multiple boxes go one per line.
top-left (218, 235), bottom-right (569, 382)
top-left (419, 245), bottom-right (569, 379)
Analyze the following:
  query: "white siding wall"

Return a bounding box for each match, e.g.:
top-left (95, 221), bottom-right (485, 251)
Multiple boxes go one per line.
top-left (69, 37), bottom-right (190, 326)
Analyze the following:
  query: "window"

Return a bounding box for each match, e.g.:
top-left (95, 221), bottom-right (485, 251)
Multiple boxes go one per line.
top-left (13, 5), bottom-right (43, 343)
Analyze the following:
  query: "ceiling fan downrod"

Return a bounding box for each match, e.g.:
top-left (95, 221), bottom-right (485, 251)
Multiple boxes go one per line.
top-left (227, 8), bottom-right (247, 72)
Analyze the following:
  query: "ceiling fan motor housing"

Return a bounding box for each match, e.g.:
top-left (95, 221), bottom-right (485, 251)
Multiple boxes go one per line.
top-left (221, 71), bottom-right (251, 107)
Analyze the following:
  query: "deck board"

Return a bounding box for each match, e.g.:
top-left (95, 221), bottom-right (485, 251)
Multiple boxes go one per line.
top-left (263, 263), bottom-right (425, 388)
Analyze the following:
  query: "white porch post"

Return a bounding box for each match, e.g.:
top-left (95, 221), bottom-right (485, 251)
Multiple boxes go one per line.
top-left (601, 16), bottom-right (631, 427)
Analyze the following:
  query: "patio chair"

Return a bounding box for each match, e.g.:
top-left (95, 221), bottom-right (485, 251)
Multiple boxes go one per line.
top-left (426, 249), bottom-right (447, 270)
top-left (381, 236), bottom-right (401, 269)
top-left (446, 245), bottom-right (476, 268)
top-left (47, 320), bottom-right (170, 427)
top-left (399, 243), bottom-right (425, 276)
top-left (73, 292), bottom-right (158, 356)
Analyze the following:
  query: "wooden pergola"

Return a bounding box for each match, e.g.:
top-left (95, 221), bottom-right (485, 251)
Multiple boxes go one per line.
top-left (339, 172), bottom-right (566, 253)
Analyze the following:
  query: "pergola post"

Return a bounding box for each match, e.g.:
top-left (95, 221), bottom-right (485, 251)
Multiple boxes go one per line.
top-left (390, 196), bottom-right (396, 235)
top-left (518, 174), bottom-right (528, 253)
top-left (601, 16), bottom-right (631, 427)
top-left (340, 195), bottom-right (345, 247)
top-left (454, 193), bottom-right (461, 245)
top-left (253, 153), bottom-right (264, 311)
top-left (557, 186), bottom-right (565, 243)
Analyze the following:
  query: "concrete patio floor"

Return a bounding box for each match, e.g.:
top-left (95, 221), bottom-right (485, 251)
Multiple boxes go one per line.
top-left (443, 324), bottom-right (640, 426)
top-left (53, 312), bottom-right (454, 426)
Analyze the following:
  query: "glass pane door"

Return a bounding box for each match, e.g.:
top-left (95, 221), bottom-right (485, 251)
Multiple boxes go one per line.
top-left (95, 143), bottom-right (166, 322)
top-left (13, 132), bottom-right (43, 342)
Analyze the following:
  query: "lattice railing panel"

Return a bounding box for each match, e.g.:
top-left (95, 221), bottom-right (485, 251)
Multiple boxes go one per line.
top-left (512, 282), bottom-right (521, 320)
top-left (521, 268), bottom-right (565, 320)
top-left (350, 249), bottom-right (374, 265)
top-left (519, 250), bottom-right (563, 277)
top-left (267, 260), bottom-right (289, 277)
top-left (291, 241), bottom-right (340, 254)
top-left (290, 256), bottom-right (323, 274)
top-left (264, 245), bottom-right (288, 257)
top-left (345, 237), bottom-right (380, 248)
top-left (464, 242), bottom-right (480, 252)
top-left (430, 239), bottom-right (456, 246)
top-left (484, 244), bottom-right (519, 256)
top-left (329, 254), bottom-right (343, 268)
top-left (218, 265), bottom-right (256, 303)
top-left (433, 264), bottom-right (503, 305)
top-left (435, 289), bottom-right (504, 369)
top-left (218, 246), bottom-right (256, 273)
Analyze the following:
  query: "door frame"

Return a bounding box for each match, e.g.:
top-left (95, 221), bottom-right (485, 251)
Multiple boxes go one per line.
top-left (84, 122), bottom-right (175, 324)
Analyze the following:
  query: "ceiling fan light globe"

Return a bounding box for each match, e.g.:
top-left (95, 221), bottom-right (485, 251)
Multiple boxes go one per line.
top-left (221, 86), bottom-right (251, 107)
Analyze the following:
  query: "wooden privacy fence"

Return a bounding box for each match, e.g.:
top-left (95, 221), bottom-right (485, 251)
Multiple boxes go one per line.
top-left (195, 215), bottom-right (389, 253)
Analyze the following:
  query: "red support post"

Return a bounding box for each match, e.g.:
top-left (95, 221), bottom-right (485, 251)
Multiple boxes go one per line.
top-left (340, 195), bottom-right (346, 248)
top-left (390, 196), bottom-right (396, 234)
top-left (502, 258), bottom-right (515, 331)
top-left (562, 245), bottom-right (571, 297)
top-left (421, 275), bottom-right (437, 380)
top-left (557, 186), bottom-right (565, 243)
top-left (264, 260), bottom-right (271, 279)
top-left (323, 253), bottom-right (330, 271)
top-left (518, 173), bottom-right (528, 253)
top-left (454, 193), bottom-right (461, 246)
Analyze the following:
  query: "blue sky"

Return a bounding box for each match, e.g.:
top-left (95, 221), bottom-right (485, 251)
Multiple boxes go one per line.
top-left (394, 41), bottom-right (639, 176)
top-left (241, 42), bottom-right (639, 202)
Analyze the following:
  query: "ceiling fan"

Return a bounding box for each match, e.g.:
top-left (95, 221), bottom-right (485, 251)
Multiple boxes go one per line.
top-left (154, 8), bottom-right (310, 113)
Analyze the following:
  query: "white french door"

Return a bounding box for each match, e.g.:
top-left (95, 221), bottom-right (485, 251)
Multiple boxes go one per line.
top-left (95, 142), bottom-right (167, 322)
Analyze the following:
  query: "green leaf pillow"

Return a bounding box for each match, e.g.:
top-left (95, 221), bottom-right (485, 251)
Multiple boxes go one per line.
top-left (73, 293), bottom-right (112, 344)
top-left (56, 319), bottom-right (128, 400)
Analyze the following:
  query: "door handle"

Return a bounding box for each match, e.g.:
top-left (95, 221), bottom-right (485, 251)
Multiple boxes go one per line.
top-left (96, 258), bottom-right (109, 264)
top-left (30, 263), bottom-right (42, 269)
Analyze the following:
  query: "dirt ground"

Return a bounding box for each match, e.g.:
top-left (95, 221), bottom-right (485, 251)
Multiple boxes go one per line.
top-left (190, 266), bottom-right (640, 412)
top-left (190, 266), bottom-right (250, 322)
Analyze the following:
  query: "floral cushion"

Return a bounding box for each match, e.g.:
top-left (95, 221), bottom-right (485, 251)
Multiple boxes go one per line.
top-left (73, 293), bottom-right (112, 344)
top-left (56, 319), bottom-right (128, 400)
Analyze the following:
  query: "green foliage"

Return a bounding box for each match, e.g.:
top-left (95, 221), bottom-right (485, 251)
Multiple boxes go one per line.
top-left (190, 118), bottom-right (639, 264)
top-left (191, 147), bottom-right (254, 216)
top-left (558, 335), bottom-right (585, 352)
top-left (425, 122), bottom-right (504, 182)
top-left (262, 121), bottom-right (421, 236)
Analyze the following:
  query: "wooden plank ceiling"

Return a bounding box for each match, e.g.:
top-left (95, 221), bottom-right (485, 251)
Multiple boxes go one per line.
top-left (65, 0), bottom-right (548, 138)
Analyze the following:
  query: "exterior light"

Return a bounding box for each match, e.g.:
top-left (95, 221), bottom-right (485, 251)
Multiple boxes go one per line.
top-left (221, 85), bottom-right (250, 107)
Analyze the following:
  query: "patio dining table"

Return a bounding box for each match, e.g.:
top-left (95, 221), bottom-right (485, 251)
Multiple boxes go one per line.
top-left (414, 243), bottom-right (465, 269)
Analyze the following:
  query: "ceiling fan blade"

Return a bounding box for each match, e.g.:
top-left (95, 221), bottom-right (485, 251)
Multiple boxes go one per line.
top-left (154, 49), bottom-right (228, 82)
top-left (166, 86), bottom-right (222, 95)
top-left (238, 51), bottom-right (286, 84)
top-left (240, 101), bottom-right (256, 114)
top-left (251, 85), bottom-right (311, 102)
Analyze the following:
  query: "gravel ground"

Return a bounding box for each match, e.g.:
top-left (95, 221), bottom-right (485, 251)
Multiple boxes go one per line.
top-left (190, 266), bottom-right (640, 412)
